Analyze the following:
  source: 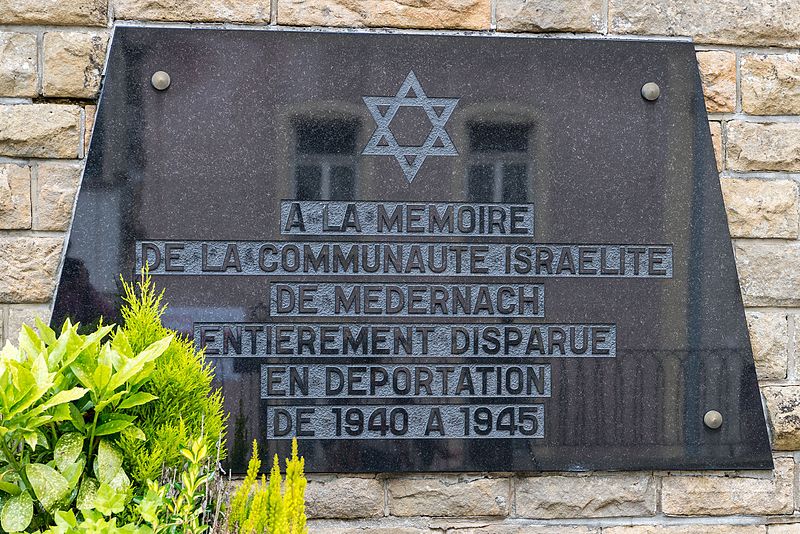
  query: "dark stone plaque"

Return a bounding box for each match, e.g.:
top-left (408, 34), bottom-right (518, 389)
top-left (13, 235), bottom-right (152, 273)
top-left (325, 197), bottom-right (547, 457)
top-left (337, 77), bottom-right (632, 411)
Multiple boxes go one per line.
top-left (52, 27), bottom-right (773, 472)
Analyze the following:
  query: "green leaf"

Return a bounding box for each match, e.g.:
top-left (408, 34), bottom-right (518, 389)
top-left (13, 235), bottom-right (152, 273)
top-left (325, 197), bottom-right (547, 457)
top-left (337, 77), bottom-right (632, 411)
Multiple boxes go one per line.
top-left (108, 335), bottom-right (172, 391)
top-left (69, 360), bottom-right (95, 392)
top-left (120, 424), bottom-right (146, 441)
top-left (130, 360), bottom-right (158, 388)
top-left (49, 403), bottom-right (72, 424)
top-left (44, 326), bottom-right (69, 371)
top-left (81, 509), bottom-right (102, 521)
top-left (52, 509), bottom-right (77, 528)
top-left (29, 350), bottom-right (51, 389)
top-left (76, 477), bottom-right (98, 511)
top-left (75, 325), bottom-right (115, 358)
top-left (94, 482), bottom-right (127, 516)
top-left (111, 330), bottom-right (134, 360)
top-left (59, 318), bottom-right (71, 336)
top-left (91, 361), bottom-right (113, 394)
top-left (94, 440), bottom-right (123, 485)
top-left (137, 485), bottom-right (164, 525)
top-left (117, 392), bottom-right (157, 410)
top-left (0, 492), bottom-right (32, 532)
top-left (26, 463), bottom-right (70, 512)
top-left (105, 412), bottom-right (135, 423)
top-left (6, 362), bottom-right (44, 418)
top-left (137, 335), bottom-right (174, 364)
top-left (41, 387), bottom-right (88, 411)
top-left (35, 318), bottom-right (56, 346)
top-left (94, 390), bottom-right (127, 413)
top-left (54, 432), bottom-right (84, 471)
top-left (22, 430), bottom-right (43, 451)
top-left (18, 324), bottom-right (43, 360)
top-left (0, 340), bottom-right (20, 364)
top-left (60, 457), bottom-right (85, 491)
top-left (57, 326), bottom-right (86, 371)
top-left (68, 403), bottom-right (86, 433)
top-left (26, 415), bottom-right (53, 430)
top-left (93, 419), bottom-right (132, 437)
top-left (107, 466), bottom-right (130, 493)
top-left (103, 343), bottom-right (125, 380)
top-left (0, 481), bottom-right (20, 496)
top-left (22, 430), bottom-right (50, 451)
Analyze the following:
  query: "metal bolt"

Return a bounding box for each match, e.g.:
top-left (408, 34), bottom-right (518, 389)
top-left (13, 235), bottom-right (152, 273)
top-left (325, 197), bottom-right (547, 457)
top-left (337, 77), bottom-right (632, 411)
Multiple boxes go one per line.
top-left (151, 71), bottom-right (171, 91)
top-left (704, 410), bottom-right (723, 429)
top-left (641, 82), bottom-right (660, 101)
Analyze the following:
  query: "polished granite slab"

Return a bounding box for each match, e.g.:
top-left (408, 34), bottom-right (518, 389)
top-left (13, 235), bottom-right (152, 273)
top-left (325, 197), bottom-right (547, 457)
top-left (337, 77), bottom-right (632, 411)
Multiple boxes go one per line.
top-left (52, 27), bottom-right (772, 472)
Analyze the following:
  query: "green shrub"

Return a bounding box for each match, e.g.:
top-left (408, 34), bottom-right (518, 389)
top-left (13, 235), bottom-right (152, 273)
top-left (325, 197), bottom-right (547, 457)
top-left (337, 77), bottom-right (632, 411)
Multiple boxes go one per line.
top-left (116, 272), bottom-right (226, 489)
top-left (134, 436), bottom-right (220, 533)
top-left (45, 437), bottom-right (220, 534)
top-left (0, 318), bottom-right (171, 532)
top-left (227, 440), bottom-right (307, 534)
top-left (0, 272), bottom-right (305, 533)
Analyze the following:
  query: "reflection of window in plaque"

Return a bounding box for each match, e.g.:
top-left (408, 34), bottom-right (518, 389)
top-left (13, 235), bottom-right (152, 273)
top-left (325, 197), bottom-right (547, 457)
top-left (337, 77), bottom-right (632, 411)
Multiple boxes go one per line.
top-left (467, 122), bottom-right (531, 202)
top-left (293, 117), bottom-right (359, 200)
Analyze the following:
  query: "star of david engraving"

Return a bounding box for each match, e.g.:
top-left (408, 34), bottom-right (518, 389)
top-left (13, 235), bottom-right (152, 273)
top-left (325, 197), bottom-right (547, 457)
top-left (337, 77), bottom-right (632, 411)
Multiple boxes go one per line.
top-left (362, 71), bottom-right (459, 183)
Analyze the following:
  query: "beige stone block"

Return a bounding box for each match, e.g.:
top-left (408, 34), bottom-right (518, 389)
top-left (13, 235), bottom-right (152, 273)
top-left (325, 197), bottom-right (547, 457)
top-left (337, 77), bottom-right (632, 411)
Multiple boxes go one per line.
top-left (742, 54), bottom-right (800, 116)
top-left (113, 0), bottom-right (269, 23)
top-left (0, 163), bottom-right (30, 230)
top-left (308, 526), bottom-right (433, 534)
top-left (6, 305), bottom-right (51, 343)
top-left (515, 473), bottom-right (655, 519)
top-left (769, 524), bottom-right (800, 534)
top-left (734, 240), bottom-right (800, 306)
top-left (0, 32), bottom-right (37, 97)
top-left (443, 522), bottom-right (597, 533)
top-left (43, 31), bottom-right (108, 99)
top-left (0, 0), bottom-right (106, 25)
top-left (609, 0), bottom-right (800, 47)
top-left (278, 0), bottom-right (490, 30)
top-left (746, 311), bottom-right (789, 381)
top-left (84, 105), bottom-right (96, 152)
top-left (710, 121), bottom-right (723, 171)
top-left (306, 476), bottom-right (383, 519)
top-left (0, 237), bottom-right (62, 303)
top-left (661, 458), bottom-right (794, 515)
top-left (794, 316), bottom-right (800, 375)
top-left (726, 121), bottom-right (800, 172)
top-left (763, 387), bottom-right (800, 450)
top-left (388, 475), bottom-right (509, 517)
top-left (0, 104), bottom-right (80, 158)
top-left (720, 178), bottom-right (799, 239)
top-left (604, 526), bottom-right (765, 534)
top-left (697, 51), bottom-right (736, 113)
top-left (496, 0), bottom-right (604, 33)
top-left (34, 162), bottom-right (81, 232)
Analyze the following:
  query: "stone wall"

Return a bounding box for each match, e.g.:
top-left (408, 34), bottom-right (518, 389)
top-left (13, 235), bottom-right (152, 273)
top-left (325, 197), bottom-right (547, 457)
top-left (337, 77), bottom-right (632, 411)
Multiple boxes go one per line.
top-left (1, 0), bottom-right (799, 532)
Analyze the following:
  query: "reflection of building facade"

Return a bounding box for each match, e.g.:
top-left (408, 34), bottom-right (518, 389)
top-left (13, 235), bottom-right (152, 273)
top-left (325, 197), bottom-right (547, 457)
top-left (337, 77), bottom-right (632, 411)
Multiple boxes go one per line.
top-left (467, 122), bottom-right (531, 203)
top-left (290, 113), bottom-right (536, 205)
top-left (293, 117), bottom-right (359, 201)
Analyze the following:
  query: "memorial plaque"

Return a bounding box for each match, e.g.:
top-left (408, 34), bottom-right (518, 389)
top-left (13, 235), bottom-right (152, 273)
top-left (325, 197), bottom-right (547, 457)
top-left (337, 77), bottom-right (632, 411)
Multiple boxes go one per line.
top-left (53, 27), bottom-right (773, 472)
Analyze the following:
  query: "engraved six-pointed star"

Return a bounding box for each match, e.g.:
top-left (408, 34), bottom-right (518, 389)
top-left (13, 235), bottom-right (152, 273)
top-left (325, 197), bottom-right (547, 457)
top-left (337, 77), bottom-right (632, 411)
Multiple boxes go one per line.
top-left (362, 71), bottom-right (459, 183)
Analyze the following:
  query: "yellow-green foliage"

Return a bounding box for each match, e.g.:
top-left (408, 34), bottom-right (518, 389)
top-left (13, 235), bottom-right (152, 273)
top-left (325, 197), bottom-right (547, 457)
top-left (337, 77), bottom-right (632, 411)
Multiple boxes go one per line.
top-left (116, 271), bottom-right (226, 488)
top-left (264, 456), bottom-right (287, 534)
top-left (136, 437), bottom-right (213, 534)
top-left (284, 440), bottom-right (307, 534)
top-left (228, 442), bottom-right (261, 527)
top-left (229, 440), bottom-right (307, 534)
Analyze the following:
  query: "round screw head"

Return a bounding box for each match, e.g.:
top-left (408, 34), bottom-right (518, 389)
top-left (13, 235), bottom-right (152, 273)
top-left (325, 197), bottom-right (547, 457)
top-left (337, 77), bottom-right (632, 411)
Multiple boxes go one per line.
top-left (151, 71), bottom-right (171, 91)
top-left (641, 82), bottom-right (661, 101)
top-left (704, 410), bottom-right (723, 429)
